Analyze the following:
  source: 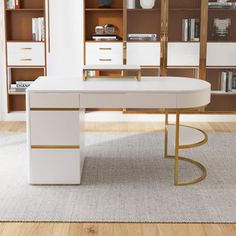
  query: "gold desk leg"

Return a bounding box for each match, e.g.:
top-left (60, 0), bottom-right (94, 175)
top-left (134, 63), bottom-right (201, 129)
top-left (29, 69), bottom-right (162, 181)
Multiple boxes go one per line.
top-left (164, 109), bottom-right (169, 159)
top-left (174, 111), bottom-right (180, 186)
top-left (137, 70), bottom-right (141, 81)
top-left (83, 70), bottom-right (87, 81)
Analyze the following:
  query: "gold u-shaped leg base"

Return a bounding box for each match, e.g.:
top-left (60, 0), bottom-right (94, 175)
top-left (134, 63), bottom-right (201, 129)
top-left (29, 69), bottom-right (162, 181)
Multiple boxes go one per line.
top-left (166, 155), bottom-right (207, 186)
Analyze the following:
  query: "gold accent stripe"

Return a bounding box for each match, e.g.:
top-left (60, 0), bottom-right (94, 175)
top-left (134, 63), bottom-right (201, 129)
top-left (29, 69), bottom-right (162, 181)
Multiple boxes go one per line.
top-left (31, 145), bottom-right (80, 149)
top-left (30, 108), bottom-right (80, 111)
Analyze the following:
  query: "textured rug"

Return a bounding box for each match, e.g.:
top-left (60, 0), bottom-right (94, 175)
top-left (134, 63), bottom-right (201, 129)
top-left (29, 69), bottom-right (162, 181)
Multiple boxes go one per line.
top-left (0, 131), bottom-right (236, 223)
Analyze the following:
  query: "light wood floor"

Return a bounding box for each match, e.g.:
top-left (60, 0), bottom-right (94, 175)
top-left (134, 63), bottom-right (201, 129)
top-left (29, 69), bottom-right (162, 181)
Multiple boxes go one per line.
top-left (0, 121), bottom-right (236, 236)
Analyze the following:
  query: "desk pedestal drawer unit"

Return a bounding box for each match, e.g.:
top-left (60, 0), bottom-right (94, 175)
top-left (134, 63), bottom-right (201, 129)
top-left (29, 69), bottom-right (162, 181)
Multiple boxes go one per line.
top-left (27, 92), bottom-right (85, 184)
top-left (27, 77), bottom-right (211, 186)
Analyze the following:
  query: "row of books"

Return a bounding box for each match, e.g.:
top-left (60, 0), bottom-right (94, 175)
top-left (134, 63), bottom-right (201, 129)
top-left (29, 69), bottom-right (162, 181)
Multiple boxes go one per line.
top-left (32, 18), bottom-right (45, 42)
top-left (92, 34), bottom-right (121, 41)
top-left (220, 72), bottom-right (236, 92)
top-left (127, 34), bottom-right (159, 41)
top-left (10, 81), bottom-right (33, 92)
top-left (6, 0), bottom-right (20, 9)
top-left (208, 1), bottom-right (236, 9)
top-left (182, 18), bottom-right (200, 42)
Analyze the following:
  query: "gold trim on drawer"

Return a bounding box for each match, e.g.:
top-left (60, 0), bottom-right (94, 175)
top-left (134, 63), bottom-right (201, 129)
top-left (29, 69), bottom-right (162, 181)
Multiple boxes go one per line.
top-left (30, 108), bottom-right (80, 111)
top-left (31, 145), bottom-right (80, 149)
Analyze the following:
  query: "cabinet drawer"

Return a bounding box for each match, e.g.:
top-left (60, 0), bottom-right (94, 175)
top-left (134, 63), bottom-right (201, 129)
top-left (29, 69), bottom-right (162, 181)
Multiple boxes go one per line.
top-left (29, 149), bottom-right (82, 184)
top-left (7, 42), bottom-right (45, 66)
top-left (207, 43), bottom-right (236, 66)
top-left (30, 111), bottom-right (80, 146)
top-left (86, 42), bottom-right (123, 65)
top-left (168, 43), bottom-right (200, 66)
top-left (30, 93), bottom-right (80, 108)
top-left (127, 42), bottom-right (160, 66)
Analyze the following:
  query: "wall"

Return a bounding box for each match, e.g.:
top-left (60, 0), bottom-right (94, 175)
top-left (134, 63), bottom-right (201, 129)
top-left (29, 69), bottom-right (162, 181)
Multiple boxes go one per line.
top-left (0, 0), bottom-right (6, 120)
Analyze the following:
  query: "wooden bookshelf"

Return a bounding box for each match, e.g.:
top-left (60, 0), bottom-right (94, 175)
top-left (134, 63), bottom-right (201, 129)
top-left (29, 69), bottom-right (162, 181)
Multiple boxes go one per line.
top-left (4, 0), bottom-right (46, 113)
top-left (83, 0), bottom-right (236, 113)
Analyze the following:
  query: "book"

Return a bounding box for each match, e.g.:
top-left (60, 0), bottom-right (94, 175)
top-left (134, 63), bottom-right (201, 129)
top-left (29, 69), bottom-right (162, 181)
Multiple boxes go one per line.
top-left (6, 0), bottom-right (15, 9)
top-left (232, 76), bottom-right (236, 92)
top-left (182, 18), bottom-right (200, 42)
top-left (208, 2), bottom-right (235, 9)
top-left (127, 34), bottom-right (159, 41)
top-left (32, 17), bottom-right (45, 41)
top-left (220, 72), bottom-right (233, 92)
top-left (16, 81), bottom-right (34, 88)
top-left (182, 19), bottom-right (188, 42)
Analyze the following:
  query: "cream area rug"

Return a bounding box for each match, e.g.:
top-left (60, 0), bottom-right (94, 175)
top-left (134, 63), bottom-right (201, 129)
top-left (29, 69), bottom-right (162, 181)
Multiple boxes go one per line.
top-left (0, 131), bottom-right (236, 223)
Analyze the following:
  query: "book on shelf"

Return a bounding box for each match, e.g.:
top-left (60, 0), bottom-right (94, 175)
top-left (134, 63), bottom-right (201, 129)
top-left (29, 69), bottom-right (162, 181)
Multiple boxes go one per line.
top-left (6, 0), bottom-right (20, 9)
top-left (213, 18), bottom-right (231, 41)
top-left (10, 81), bottom-right (34, 92)
top-left (127, 34), bottom-right (159, 41)
top-left (92, 34), bottom-right (121, 41)
top-left (182, 18), bottom-right (200, 42)
top-left (220, 71), bottom-right (236, 92)
top-left (32, 17), bottom-right (45, 42)
top-left (208, 2), bottom-right (236, 9)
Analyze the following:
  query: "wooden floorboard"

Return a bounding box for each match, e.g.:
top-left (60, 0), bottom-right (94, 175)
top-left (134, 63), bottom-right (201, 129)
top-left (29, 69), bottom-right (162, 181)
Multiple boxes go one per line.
top-left (0, 121), bottom-right (235, 236)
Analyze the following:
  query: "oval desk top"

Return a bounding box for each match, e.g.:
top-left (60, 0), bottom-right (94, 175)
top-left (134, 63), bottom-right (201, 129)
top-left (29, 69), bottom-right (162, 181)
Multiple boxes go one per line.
top-left (27, 77), bottom-right (211, 109)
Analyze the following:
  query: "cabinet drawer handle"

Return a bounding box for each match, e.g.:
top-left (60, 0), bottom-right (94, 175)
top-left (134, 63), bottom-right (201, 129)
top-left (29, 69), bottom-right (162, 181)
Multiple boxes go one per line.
top-left (20, 48), bottom-right (32, 50)
top-left (20, 59), bottom-right (32, 61)
top-left (99, 59), bottom-right (112, 62)
top-left (99, 48), bottom-right (112, 50)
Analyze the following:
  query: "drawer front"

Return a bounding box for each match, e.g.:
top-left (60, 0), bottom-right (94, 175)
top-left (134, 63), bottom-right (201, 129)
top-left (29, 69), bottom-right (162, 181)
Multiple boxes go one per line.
top-left (168, 43), bottom-right (200, 66)
top-left (30, 111), bottom-right (80, 146)
top-left (80, 93), bottom-right (177, 109)
top-left (207, 43), bottom-right (236, 66)
top-left (127, 42), bottom-right (160, 66)
top-left (29, 149), bottom-right (81, 184)
top-left (7, 42), bottom-right (45, 66)
top-left (86, 42), bottom-right (123, 65)
top-left (30, 93), bottom-right (80, 108)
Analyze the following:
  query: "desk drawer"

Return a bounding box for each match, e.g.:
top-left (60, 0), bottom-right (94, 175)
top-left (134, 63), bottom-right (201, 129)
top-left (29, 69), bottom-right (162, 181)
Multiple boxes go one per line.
top-left (7, 42), bottom-right (45, 66)
top-left (30, 111), bottom-right (80, 146)
top-left (30, 93), bottom-right (80, 109)
top-left (86, 42), bottom-right (123, 65)
top-left (80, 93), bottom-right (176, 109)
top-left (29, 149), bottom-right (81, 184)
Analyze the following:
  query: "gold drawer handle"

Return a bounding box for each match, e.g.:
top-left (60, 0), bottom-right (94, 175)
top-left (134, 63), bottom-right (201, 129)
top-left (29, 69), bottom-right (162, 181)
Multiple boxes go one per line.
top-left (99, 48), bottom-right (112, 50)
top-left (20, 59), bottom-right (32, 61)
top-left (99, 59), bottom-right (112, 62)
top-left (20, 48), bottom-right (32, 50)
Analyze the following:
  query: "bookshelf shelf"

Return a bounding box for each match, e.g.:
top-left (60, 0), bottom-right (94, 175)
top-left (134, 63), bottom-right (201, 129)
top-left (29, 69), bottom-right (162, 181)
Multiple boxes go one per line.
top-left (6, 9), bottom-right (44, 11)
top-left (85, 8), bottom-right (123, 12)
top-left (8, 90), bottom-right (26, 96)
top-left (211, 91), bottom-right (236, 95)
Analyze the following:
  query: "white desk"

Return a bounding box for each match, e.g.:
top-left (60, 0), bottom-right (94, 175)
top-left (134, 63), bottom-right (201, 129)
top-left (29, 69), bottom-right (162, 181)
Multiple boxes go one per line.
top-left (26, 77), bottom-right (211, 186)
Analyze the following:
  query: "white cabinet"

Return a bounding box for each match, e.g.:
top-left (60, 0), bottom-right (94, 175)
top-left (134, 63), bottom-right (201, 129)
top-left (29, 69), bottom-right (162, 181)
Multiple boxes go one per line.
top-left (86, 42), bottom-right (123, 65)
top-left (46, 0), bottom-right (83, 76)
top-left (7, 42), bottom-right (45, 66)
top-left (207, 43), bottom-right (236, 66)
top-left (168, 43), bottom-right (200, 66)
top-left (127, 42), bottom-right (160, 66)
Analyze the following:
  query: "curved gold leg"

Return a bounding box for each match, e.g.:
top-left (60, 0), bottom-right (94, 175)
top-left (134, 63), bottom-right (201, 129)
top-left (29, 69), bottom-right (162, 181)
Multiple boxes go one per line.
top-left (164, 109), bottom-right (208, 186)
top-left (166, 155), bottom-right (207, 186)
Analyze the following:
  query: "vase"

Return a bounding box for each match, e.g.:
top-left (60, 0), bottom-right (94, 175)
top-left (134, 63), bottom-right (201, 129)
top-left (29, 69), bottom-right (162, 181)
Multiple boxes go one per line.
top-left (98, 0), bottom-right (112, 8)
top-left (140, 0), bottom-right (156, 9)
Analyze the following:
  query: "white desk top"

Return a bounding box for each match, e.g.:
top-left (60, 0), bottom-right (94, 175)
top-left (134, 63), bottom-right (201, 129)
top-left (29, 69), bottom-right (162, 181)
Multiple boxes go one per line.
top-left (27, 76), bottom-right (211, 94)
